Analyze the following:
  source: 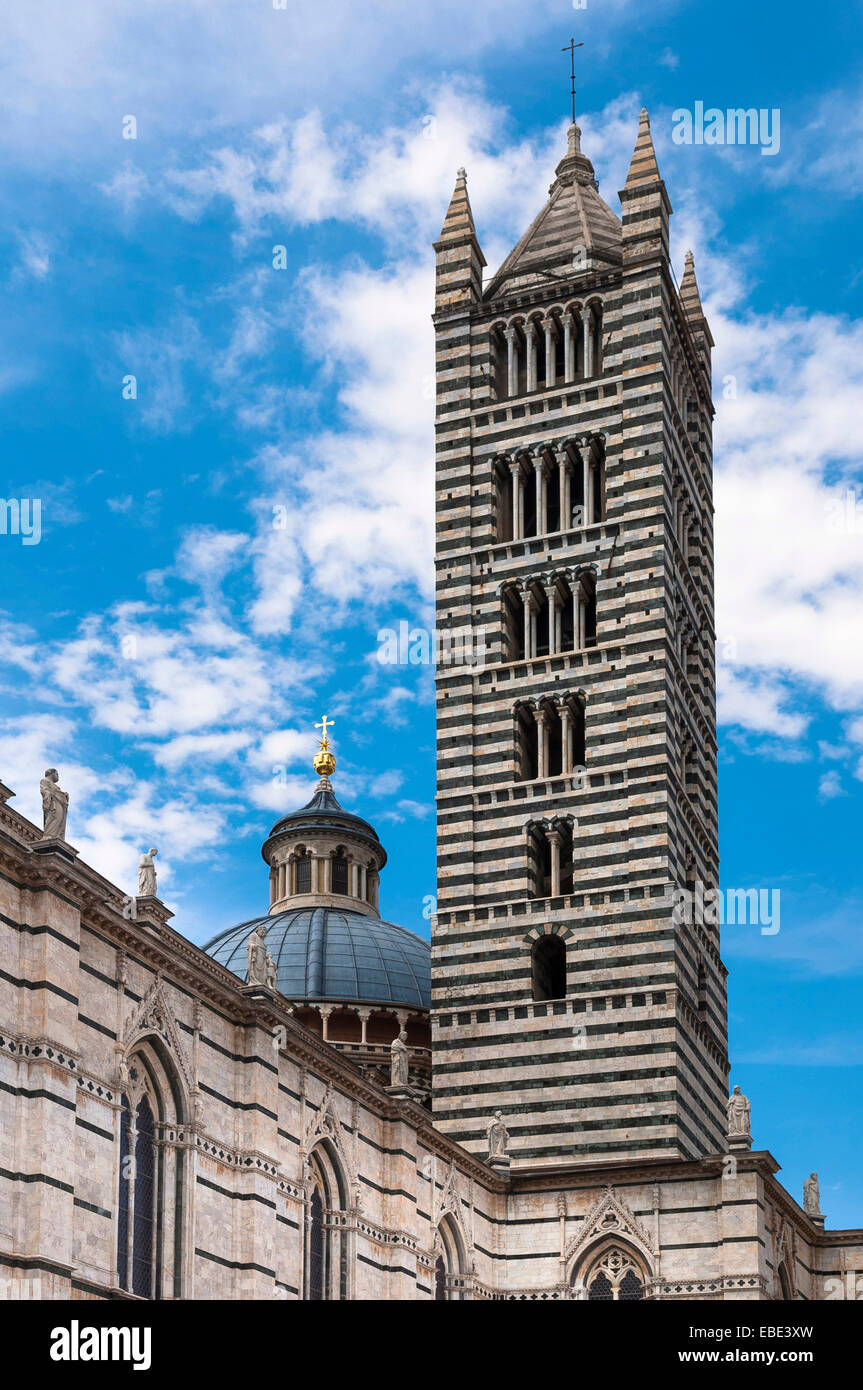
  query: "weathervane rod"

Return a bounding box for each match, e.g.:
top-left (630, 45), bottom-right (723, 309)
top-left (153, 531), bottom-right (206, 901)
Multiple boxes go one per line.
top-left (562, 38), bottom-right (584, 125)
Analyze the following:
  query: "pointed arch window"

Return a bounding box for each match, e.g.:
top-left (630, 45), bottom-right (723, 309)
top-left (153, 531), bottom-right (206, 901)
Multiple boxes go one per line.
top-left (585, 1247), bottom-right (646, 1301)
top-left (132, 1095), bottom-right (156, 1297)
top-left (117, 1089), bottom-right (156, 1298)
top-left (115, 1042), bottom-right (186, 1300)
top-left (434, 1213), bottom-right (466, 1301)
top-left (308, 1186), bottom-right (325, 1301)
top-left (304, 1143), bottom-right (350, 1301)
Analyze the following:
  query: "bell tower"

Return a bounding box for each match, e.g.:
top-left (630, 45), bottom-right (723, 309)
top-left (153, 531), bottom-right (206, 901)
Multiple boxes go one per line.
top-left (430, 110), bottom-right (728, 1168)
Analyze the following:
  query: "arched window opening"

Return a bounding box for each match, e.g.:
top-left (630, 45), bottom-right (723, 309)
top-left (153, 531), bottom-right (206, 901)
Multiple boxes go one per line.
top-left (578, 573), bottom-right (598, 648)
top-left (554, 322), bottom-right (566, 383)
top-left (296, 853), bottom-right (312, 894)
top-left (583, 1246), bottom-right (646, 1302)
top-left (777, 1260), bottom-right (793, 1300)
top-left (131, 1095), bottom-right (156, 1298)
top-left (591, 304), bottom-right (603, 374)
top-left (308, 1186), bottom-right (325, 1301)
top-left (503, 587), bottom-right (524, 662)
top-left (531, 318), bottom-right (546, 392)
top-left (572, 309), bottom-right (585, 378)
top-left (491, 326), bottom-right (508, 400)
top-left (522, 469), bottom-right (537, 538)
top-left (117, 1043), bottom-right (185, 1301)
top-left (572, 700), bottom-right (586, 768)
top-left (619, 1270), bottom-right (644, 1301)
top-left (516, 707), bottom-right (538, 781)
top-left (532, 934), bottom-right (567, 1001)
top-left (514, 323), bottom-right (527, 397)
top-left (434, 1215), bottom-right (466, 1301)
top-left (305, 1144), bottom-right (349, 1302)
top-left (528, 820), bottom-right (574, 899)
top-left (495, 460), bottom-right (514, 542)
top-left (332, 850), bottom-right (349, 896)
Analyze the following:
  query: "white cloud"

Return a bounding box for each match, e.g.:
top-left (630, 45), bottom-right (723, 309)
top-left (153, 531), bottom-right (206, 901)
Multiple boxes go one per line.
top-left (15, 231), bottom-right (52, 279)
top-left (147, 730), bottom-right (254, 771)
top-left (3, 1), bottom-right (657, 168)
top-left (818, 770), bottom-right (845, 801)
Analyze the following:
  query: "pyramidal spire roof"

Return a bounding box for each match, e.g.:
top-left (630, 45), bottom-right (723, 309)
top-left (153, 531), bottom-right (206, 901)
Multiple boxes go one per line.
top-left (624, 108), bottom-right (662, 188)
top-left (679, 249), bottom-right (704, 318)
top-left (436, 166), bottom-right (480, 248)
top-left (484, 122), bottom-right (621, 299)
top-left (679, 249), bottom-right (714, 347)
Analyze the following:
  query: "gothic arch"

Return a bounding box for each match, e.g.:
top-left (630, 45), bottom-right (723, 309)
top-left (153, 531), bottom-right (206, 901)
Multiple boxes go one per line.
top-left (565, 1187), bottom-right (657, 1300)
top-left (435, 1163), bottom-right (473, 1274)
top-left (433, 1212), bottom-right (468, 1300)
top-left (578, 1240), bottom-right (649, 1301)
top-left (116, 1032), bottom-right (188, 1299)
top-left (304, 1137), bottom-right (351, 1301)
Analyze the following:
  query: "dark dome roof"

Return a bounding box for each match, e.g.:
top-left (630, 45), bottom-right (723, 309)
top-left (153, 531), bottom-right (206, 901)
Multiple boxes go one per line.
top-left (262, 781), bottom-right (383, 862)
top-left (202, 906), bottom-right (430, 1010)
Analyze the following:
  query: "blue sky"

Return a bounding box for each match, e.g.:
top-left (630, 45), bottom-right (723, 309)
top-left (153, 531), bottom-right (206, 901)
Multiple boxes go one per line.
top-left (1, 0), bottom-right (861, 1224)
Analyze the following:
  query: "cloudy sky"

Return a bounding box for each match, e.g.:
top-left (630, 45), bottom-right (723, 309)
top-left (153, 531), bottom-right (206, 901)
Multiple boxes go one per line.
top-left (1, 0), bottom-right (861, 1222)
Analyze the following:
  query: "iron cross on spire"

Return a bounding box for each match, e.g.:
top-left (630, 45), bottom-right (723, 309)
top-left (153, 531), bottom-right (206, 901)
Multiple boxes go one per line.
top-left (315, 715), bottom-right (334, 746)
top-left (562, 38), bottom-right (584, 125)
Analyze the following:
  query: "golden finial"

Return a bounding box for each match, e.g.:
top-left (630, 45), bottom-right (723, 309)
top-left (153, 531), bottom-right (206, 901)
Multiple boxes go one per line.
top-left (313, 715), bottom-right (336, 778)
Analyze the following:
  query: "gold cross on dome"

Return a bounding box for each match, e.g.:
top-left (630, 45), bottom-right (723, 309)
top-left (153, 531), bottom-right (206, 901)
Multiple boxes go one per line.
top-left (315, 714), bottom-right (334, 746)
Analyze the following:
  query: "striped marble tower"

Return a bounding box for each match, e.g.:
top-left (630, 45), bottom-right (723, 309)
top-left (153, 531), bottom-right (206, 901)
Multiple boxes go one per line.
top-left (431, 110), bottom-right (728, 1169)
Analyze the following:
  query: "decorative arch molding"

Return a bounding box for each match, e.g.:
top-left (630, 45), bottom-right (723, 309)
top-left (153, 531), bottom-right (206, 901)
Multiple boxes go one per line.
top-left (522, 922), bottom-right (574, 946)
top-left (301, 1084), bottom-right (359, 1211)
top-left (116, 1003), bottom-right (191, 1301)
top-left (770, 1209), bottom-right (797, 1299)
top-left (300, 1087), bottom-right (360, 1302)
top-left (565, 1186), bottom-right (658, 1287)
top-left (121, 975), bottom-right (193, 1116)
top-left (434, 1162), bottom-right (474, 1273)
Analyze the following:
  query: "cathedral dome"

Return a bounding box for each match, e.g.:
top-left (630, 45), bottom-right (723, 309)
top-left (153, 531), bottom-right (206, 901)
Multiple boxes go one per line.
top-left (202, 905), bottom-right (430, 1010)
top-left (202, 720), bottom-right (431, 1032)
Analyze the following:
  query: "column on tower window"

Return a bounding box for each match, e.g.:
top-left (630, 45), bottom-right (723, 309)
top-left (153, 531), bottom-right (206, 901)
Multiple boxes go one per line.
top-left (525, 322), bottom-right (538, 392)
top-left (521, 588), bottom-right (536, 660)
top-left (533, 456), bottom-right (547, 537)
top-left (586, 459), bottom-right (596, 524)
top-left (546, 586), bottom-right (561, 655)
top-left (505, 327), bottom-right (519, 398)
top-left (580, 450), bottom-right (590, 527)
top-left (547, 829), bottom-right (563, 897)
top-left (563, 311), bottom-right (576, 382)
top-left (557, 453), bottom-right (571, 533)
top-left (535, 708), bottom-right (549, 780)
top-left (559, 703), bottom-right (572, 775)
top-left (509, 459), bottom-right (524, 540)
top-left (542, 316), bottom-right (557, 389)
top-left (573, 580), bottom-right (585, 650)
top-left (583, 307), bottom-right (594, 378)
